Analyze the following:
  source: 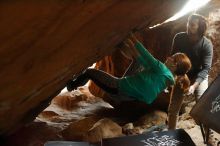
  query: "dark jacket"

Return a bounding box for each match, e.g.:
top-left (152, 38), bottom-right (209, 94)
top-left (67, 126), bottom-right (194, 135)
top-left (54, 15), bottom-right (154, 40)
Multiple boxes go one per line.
top-left (171, 32), bottom-right (213, 83)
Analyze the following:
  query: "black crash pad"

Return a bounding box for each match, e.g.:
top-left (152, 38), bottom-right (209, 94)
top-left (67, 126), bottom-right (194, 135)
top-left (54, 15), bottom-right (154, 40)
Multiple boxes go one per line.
top-left (44, 141), bottom-right (93, 146)
top-left (190, 75), bottom-right (220, 133)
top-left (102, 129), bottom-right (195, 146)
top-left (45, 129), bottom-right (195, 146)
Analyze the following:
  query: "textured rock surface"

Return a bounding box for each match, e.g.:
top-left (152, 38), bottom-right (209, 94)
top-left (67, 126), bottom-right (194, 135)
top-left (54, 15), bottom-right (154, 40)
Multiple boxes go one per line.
top-left (1, 0), bottom-right (220, 137)
top-left (0, 0), bottom-right (189, 135)
top-left (84, 118), bottom-right (123, 143)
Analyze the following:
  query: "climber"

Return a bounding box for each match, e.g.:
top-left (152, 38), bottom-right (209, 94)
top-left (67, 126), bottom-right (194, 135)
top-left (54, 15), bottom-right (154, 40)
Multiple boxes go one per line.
top-left (66, 33), bottom-right (191, 105)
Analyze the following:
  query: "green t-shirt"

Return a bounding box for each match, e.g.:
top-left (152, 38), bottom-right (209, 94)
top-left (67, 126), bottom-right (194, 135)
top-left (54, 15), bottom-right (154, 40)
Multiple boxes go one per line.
top-left (118, 42), bottom-right (175, 104)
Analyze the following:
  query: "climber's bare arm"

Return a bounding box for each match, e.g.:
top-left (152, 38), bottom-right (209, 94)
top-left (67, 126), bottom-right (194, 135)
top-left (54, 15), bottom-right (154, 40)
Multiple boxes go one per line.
top-left (129, 32), bottom-right (139, 44)
top-left (120, 32), bottom-right (143, 59)
top-left (120, 43), bottom-right (134, 60)
top-left (124, 39), bottom-right (140, 58)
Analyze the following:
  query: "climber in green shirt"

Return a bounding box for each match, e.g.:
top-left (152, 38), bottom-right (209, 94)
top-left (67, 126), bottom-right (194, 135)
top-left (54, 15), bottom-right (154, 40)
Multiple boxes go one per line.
top-left (66, 33), bottom-right (191, 104)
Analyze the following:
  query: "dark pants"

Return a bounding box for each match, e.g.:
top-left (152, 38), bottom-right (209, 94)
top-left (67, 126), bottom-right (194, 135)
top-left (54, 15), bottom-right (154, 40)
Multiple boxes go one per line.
top-left (72, 68), bottom-right (120, 95)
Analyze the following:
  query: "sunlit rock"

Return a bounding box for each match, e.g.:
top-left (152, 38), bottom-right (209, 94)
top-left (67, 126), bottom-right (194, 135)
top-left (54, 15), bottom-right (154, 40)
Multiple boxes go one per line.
top-left (84, 118), bottom-right (123, 143)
